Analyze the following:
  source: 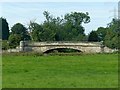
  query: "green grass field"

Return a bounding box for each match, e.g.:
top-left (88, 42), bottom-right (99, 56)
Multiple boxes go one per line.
top-left (2, 53), bottom-right (118, 88)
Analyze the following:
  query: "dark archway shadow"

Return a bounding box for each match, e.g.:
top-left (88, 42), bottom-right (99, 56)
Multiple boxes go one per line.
top-left (44, 48), bottom-right (82, 54)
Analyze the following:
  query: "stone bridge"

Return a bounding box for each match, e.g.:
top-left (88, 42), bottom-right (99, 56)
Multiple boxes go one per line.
top-left (18, 41), bottom-right (115, 53)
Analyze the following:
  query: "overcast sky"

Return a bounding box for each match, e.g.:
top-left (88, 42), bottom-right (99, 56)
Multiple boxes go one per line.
top-left (0, 1), bottom-right (119, 34)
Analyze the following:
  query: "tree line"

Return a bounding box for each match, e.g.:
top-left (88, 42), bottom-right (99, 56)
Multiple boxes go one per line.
top-left (0, 11), bottom-right (119, 50)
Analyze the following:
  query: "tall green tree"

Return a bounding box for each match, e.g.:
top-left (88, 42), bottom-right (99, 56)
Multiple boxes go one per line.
top-left (42, 11), bottom-right (63, 41)
top-left (9, 23), bottom-right (30, 48)
top-left (88, 31), bottom-right (99, 42)
top-left (11, 23), bottom-right (30, 40)
top-left (28, 11), bottom-right (90, 42)
top-left (0, 17), bottom-right (9, 40)
top-left (63, 12), bottom-right (90, 41)
top-left (104, 19), bottom-right (119, 49)
top-left (96, 27), bottom-right (107, 41)
top-left (29, 22), bottom-right (43, 41)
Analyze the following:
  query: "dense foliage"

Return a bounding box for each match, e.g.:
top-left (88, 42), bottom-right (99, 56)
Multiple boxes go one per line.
top-left (29, 11), bottom-right (90, 41)
top-left (89, 19), bottom-right (119, 49)
top-left (2, 40), bottom-right (9, 50)
top-left (0, 17), bottom-right (9, 40)
top-left (88, 31), bottom-right (99, 42)
top-left (1, 11), bottom-right (119, 49)
top-left (8, 23), bottom-right (31, 48)
top-left (104, 19), bottom-right (119, 49)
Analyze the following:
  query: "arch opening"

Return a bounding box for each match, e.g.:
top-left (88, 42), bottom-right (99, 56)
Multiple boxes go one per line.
top-left (44, 48), bottom-right (82, 54)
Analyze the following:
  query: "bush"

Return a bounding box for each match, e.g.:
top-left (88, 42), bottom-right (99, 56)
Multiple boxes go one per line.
top-left (8, 34), bottom-right (21, 48)
top-left (2, 40), bottom-right (9, 50)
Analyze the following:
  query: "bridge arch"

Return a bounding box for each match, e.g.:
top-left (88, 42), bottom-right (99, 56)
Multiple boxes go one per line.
top-left (43, 47), bottom-right (84, 53)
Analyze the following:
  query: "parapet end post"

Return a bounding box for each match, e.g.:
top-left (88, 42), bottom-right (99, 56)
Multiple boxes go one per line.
top-left (100, 41), bottom-right (105, 53)
top-left (20, 41), bottom-right (25, 52)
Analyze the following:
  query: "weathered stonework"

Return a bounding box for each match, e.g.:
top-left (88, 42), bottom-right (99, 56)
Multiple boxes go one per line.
top-left (18, 41), bottom-right (116, 53)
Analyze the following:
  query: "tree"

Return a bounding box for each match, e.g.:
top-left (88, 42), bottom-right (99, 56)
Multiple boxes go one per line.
top-left (11, 23), bottom-right (31, 40)
top-left (63, 12), bottom-right (90, 41)
top-left (0, 17), bottom-right (9, 40)
top-left (96, 27), bottom-right (107, 41)
top-left (88, 31), bottom-right (99, 42)
top-left (28, 11), bottom-right (90, 42)
top-left (104, 19), bottom-right (119, 49)
top-left (43, 11), bottom-right (51, 23)
top-left (42, 11), bottom-right (63, 41)
top-left (29, 22), bottom-right (43, 41)
top-left (9, 23), bottom-right (30, 48)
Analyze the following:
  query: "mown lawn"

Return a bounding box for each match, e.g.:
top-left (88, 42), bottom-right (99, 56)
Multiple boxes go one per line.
top-left (2, 53), bottom-right (118, 88)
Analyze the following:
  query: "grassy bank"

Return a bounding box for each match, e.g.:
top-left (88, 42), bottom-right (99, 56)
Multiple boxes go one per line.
top-left (2, 53), bottom-right (118, 88)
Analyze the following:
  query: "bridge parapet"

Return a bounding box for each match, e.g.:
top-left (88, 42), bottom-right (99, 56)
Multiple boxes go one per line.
top-left (23, 41), bottom-right (101, 47)
top-left (19, 41), bottom-right (115, 53)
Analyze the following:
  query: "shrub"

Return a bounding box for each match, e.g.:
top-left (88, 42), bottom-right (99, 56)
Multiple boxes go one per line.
top-left (2, 40), bottom-right (9, 50)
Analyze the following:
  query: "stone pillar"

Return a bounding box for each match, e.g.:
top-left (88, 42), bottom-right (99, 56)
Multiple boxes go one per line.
top-left (19, 41), bottom-right (25, 52)
top-left (100, 41), bottom-right (105, 53)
